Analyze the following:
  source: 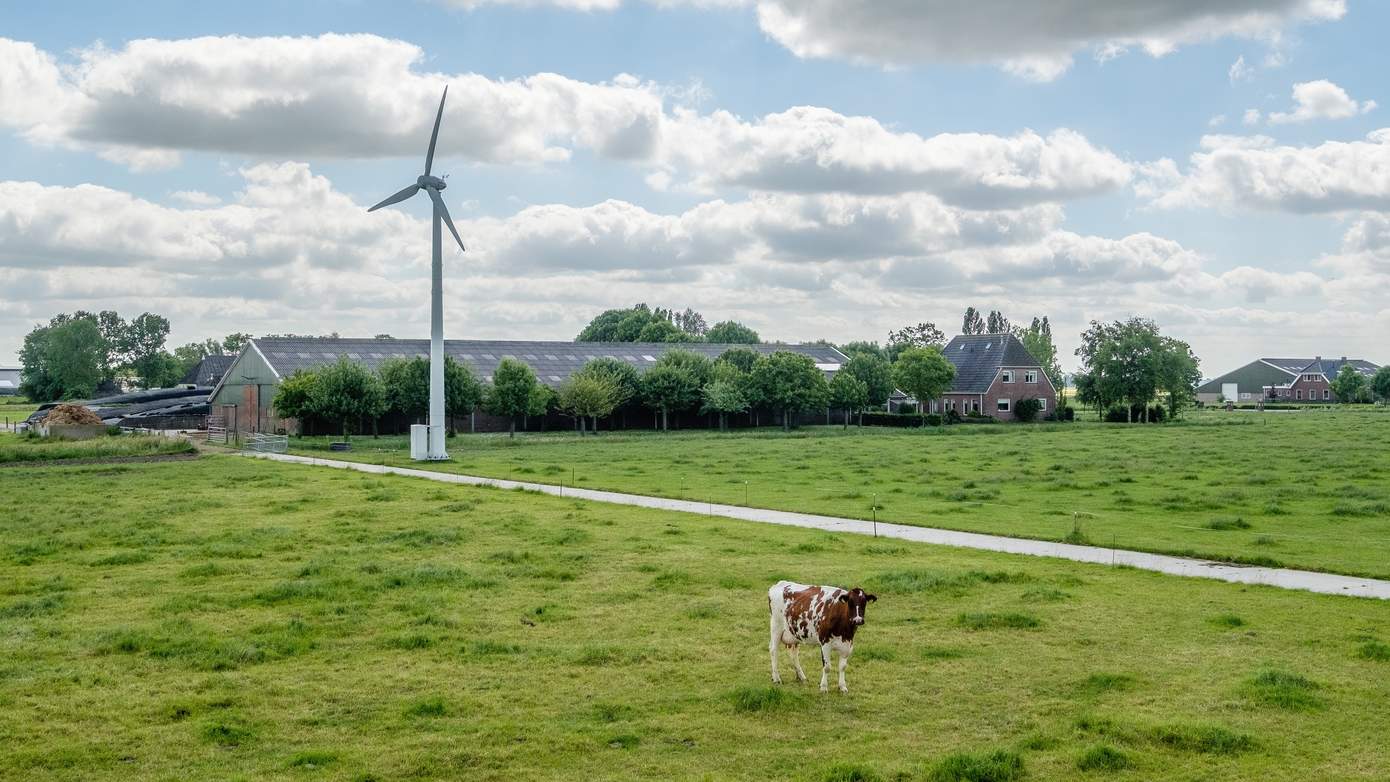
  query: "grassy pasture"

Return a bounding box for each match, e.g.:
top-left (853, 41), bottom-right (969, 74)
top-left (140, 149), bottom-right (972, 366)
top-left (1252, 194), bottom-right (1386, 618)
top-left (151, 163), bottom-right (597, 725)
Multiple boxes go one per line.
top-left (291, 409), bottom-right (1390, 578)
top-left (2, 455), bottom-right (1390, 780)
top-left (0, 431), bottom-right (195, 464)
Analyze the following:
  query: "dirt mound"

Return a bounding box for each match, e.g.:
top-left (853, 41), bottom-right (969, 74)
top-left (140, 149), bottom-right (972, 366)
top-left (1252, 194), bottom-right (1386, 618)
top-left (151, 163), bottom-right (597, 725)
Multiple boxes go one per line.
top-left (43, 404), bottom-right (104, 426)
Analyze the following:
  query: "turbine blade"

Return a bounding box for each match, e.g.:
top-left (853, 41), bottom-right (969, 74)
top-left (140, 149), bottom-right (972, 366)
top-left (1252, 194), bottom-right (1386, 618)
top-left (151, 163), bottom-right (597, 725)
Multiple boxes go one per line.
top-left (426, 186), bottom-right (466, 252)
top-left (367, 183), bottom-right (420, 212)
top-left (424, 85), bottom-right (447, 176)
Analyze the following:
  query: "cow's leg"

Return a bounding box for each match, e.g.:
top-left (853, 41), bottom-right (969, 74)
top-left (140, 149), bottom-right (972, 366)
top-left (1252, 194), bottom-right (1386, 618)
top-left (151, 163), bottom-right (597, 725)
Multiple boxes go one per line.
top-left (819, 643), bottom-right (831, 693)
top-left (837, 644), bottom-right (852, 693)
top-left (790, 644), bottom-right (807, 682)
top-left (768, 612), bottom-right (782, 684)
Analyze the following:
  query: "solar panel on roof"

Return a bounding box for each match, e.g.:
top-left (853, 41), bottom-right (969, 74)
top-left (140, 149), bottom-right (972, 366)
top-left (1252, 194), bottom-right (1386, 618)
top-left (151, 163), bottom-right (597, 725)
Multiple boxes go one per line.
top-left (461, 354), bottom-right (473, 360)
top-left (481, 353), bottom-right (495, 360)
top-left (642, 355), bottom-right (656, 361)
top-left (549, 375), bottom-right (561, 382)
top-left (545, 354), bottom-right (558, 360)
top-left (347, 353), bottom-right (361, 359)
top-left (297, 352), bottom-right (312, 358)
top-left (524, 354), bottom-right (538, 360)
top-left (322, 352), bottom-right (336, 358)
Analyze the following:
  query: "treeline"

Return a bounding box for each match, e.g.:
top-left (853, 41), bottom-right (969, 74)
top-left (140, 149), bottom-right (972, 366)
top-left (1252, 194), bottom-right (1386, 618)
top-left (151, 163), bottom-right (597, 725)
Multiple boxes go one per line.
top-left (576, 304), bottom-right (760, 344)
top-left (17, 309), bottom-right (251, 401)
top-left (1072, 318), bottom-right (1199, 421)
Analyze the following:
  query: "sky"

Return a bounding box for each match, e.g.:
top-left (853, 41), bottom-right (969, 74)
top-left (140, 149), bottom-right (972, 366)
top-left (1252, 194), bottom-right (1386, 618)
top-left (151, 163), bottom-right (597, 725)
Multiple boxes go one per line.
top-left (1, 0), bottom-right (1387, 377)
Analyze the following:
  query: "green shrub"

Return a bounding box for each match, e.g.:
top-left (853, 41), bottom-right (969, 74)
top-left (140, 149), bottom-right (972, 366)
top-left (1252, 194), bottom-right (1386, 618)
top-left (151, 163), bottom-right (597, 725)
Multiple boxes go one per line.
top-left (926, 749), bottom-right (1024, 782)
top-left (1076, 744), bottom-right (1131, 772)
top-left (1012, 398), bottom-right (1043, 423)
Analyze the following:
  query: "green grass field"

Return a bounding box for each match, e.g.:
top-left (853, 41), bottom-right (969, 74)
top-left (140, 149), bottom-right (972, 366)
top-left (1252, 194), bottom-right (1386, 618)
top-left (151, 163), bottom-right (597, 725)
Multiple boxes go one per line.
top-left (291, 410), bottom-right (1390, 579)
top-left (0, 397), bottom-right (40, 427)
top-left (0, 431), bottom-right (195, 463)
top-left (2, 455), bottom-right (1389, 780)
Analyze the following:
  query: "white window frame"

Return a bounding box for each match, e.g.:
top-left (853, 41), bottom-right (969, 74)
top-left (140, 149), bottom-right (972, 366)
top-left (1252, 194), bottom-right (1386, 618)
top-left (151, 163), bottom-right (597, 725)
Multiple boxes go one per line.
top-left (997, 398), bottom-right (1011, 412)
top-left (1024, 370), bottom-right (1038, 384)
top-left (1296, 389), bottom-right (1303, 400)
top-left (1323, 388), bottom-right (1330, 400)
top-left (1038, 398), bottom-right (1047, 411)
top-left (1001, 370), bottom-right (1015, 383)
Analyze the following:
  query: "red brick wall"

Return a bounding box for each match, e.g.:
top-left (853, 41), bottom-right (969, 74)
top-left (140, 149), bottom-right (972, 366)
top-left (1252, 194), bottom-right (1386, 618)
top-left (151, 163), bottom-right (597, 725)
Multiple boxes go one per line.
top-left (927, 366), bottom-right (1057, 420)
top-left (1287, 374), bottom-right (1332, 401)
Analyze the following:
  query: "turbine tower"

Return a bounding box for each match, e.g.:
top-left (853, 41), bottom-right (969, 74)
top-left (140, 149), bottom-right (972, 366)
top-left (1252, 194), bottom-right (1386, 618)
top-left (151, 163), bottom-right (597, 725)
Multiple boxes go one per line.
top-left (367, 86), bottom-right (464, 461)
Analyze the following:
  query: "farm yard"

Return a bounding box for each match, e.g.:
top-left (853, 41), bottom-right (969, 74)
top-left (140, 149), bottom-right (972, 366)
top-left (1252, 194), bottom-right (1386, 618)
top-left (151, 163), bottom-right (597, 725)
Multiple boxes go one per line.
top-left (290, 409), bottom-right (1390, 579)
top-left (3, 451), bottom-right (1390, 781)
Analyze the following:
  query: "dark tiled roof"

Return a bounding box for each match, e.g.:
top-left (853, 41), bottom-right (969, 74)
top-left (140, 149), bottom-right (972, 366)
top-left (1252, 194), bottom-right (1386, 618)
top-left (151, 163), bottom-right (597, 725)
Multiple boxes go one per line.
top-left (1300, 357), bottom-right (1380, 379)
top-left (181, 354), bottom-right (236, 386)
top-left (942, 334), bottom-right (1041, 393)
top-left (1260, 358), bottom-right (1315, 374)
top-left (248, 337), bottom-right (847, 385)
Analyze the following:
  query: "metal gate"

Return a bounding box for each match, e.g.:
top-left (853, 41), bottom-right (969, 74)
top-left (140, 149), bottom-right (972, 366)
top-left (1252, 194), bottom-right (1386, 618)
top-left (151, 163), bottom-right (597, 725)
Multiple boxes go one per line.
top-left (243, 432), bottom-right (288, 454)
top-left (206, 413), bottom-right (229, 444)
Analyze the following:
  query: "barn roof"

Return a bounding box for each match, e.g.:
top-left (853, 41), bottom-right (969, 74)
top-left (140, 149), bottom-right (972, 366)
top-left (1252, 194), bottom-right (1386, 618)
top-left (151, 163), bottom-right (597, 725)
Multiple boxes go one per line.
top-left (1299, 357), bottom-right (1379, 379)
top-left (180, 354), bottom-right (236, 387)
top-left (942, 334), bottom-right (1042, 393)
top-left (234, 337), bottom-right (846, 387)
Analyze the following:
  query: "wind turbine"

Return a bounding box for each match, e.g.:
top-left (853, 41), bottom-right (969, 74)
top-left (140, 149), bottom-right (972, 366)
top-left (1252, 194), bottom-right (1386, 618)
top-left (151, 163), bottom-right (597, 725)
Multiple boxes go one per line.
top-left (368, 86), bottom-right (464, 461)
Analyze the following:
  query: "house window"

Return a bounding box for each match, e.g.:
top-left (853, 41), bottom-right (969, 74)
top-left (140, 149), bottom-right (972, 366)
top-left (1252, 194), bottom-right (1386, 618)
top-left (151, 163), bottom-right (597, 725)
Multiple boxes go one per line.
top-left (1324, 389), bottom-right (1330, 400)
top-left (997, 399), bottom-right (1011, 412)
top-left (1025, 370), bottom-right (1037, 383)
top-left (1296, 389), bottom-right (1303, 400)
top-left (1038, 398), bottom-right (1047, 411)
top-left (1001, 371), bottom-right (1014, 383)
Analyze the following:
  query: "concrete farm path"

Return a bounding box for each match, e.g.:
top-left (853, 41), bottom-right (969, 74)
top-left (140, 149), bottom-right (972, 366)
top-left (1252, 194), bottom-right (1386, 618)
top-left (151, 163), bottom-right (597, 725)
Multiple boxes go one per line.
top-left (243, 452), bottom-right (1390, 601)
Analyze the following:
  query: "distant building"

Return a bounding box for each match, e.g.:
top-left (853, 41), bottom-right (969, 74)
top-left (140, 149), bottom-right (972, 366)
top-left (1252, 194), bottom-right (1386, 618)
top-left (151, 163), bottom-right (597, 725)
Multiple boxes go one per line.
top-left (180, 354), bottom-right (236, 387)
top-left (1197, 357), bottom-right (1379, 404)
top-left (209, 336), bottom-right (847, 435)
top-left (889, 334), bottom-right (1057, 421)
top-left (1262, 357), bottom-right (1379, 402)
top-left (0, 367), bottom-right (18, 396)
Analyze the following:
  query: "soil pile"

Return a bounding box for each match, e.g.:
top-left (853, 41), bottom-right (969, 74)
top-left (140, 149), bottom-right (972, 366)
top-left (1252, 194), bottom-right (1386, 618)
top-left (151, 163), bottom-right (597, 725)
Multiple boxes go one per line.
top-left (43, 404), bottom-right (104, 425)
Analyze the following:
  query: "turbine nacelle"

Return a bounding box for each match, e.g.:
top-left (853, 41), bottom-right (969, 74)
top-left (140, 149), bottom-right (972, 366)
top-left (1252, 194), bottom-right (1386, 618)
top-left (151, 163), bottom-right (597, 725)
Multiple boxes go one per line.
top-left (418, 174), bottom-right (447, 191)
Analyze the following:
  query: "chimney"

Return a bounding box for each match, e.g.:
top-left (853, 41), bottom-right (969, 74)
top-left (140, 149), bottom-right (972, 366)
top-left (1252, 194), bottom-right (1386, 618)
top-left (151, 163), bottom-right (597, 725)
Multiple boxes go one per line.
top-left (1341, 356), bottom-right (1348, 362)
top-left (1315, 355), bottom-right (1321, 361)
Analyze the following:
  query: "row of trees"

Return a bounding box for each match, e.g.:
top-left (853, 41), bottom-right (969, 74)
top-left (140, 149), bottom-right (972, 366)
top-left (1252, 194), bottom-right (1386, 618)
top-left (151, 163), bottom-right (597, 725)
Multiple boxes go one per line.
top-left (272, 356), bottom-right (488, 438)
top-left (576, 304), bottom-right (760, 344)
top-left (18, 309), bottom-right (252, 401)
top-left (1330, 364), bottom-right (1390, 404)
top-left (1072, 318), bottom-right (1200, 422)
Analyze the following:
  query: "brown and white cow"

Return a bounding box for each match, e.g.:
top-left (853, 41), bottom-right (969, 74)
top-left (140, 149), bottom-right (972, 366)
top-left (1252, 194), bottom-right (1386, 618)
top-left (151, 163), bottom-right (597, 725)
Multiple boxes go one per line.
top-left (768, 580), bottom-right (876, 693)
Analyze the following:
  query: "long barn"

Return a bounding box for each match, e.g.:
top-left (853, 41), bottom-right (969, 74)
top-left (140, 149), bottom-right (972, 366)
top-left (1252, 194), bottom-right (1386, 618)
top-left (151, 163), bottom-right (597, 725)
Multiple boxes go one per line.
top-left (209, 337), bottom-right (846, 435)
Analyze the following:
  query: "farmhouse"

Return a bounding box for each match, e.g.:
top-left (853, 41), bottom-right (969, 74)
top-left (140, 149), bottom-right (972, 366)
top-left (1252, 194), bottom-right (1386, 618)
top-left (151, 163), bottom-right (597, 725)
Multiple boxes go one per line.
top-left (209, 336), bottom-right (846, 435)
top-left (889, 334), bottom-right (1057, 421)
top-left (1197, 356), bottom-right (1380, 404)
top-left (180, 354), bottom-right (235, 388)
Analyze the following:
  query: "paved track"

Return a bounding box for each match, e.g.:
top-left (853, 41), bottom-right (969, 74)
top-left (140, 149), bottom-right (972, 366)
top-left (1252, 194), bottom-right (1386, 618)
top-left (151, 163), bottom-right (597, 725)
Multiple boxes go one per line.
top-left (243, 451), bottom-right (1390, 601)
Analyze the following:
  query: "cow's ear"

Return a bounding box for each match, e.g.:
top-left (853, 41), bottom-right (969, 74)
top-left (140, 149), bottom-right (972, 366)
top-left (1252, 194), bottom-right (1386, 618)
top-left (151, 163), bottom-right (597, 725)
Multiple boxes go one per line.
top-left (837, 593), bottom-right (849, 603)
top-left (866, 593), bottom-right (877, 603)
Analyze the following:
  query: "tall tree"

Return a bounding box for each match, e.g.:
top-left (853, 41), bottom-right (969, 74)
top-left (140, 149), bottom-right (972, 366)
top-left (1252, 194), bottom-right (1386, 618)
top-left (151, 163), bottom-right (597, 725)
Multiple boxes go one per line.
top-left (827, 371), bottom-right (869, 428)
top-left (574, 357), bottom-right (641, 411)
top-left (653, 349), bottom-right (714, 387)
top-left (700, 361), bottom-right (750, 432)
top-left (19, 319), bottom-right (105, 401)
top-left (1331, 364), bottom-right (1368, 404)
top-left (891, 347), bottom-right (955, 423)
top-left (271, 370), bottom-right (320, 431)
top-left (1075, 318), bottom-right (1198, 422)
top-left (1372, 366), bottom-right (1390, 404)
top-left (1014, 316), bottom-right (1064, 390)
top-left (1155, 336), bottom-right (1201, 419)
top-left (483, 358), bottom-right (539, 438)
top-left (640, 365), bottom-right (701, 431)
top-left (705, 320), bottom-right (760, 344)
top-left (673, 307), bottom-right (708, 337)
top-left (310, 357), bottom-right (386, 439)
top-left (887, 322), bottom-right (945, 361)
top-left (444, 356), bottom-right (484, 433)
top-left (577, 304), bottom-right (695, 343)
top-left (961, 307), bottom-right (986, 335)
top-left (748, 351), bottom-right (830, 431)
top-left (378, 357), bottom-right (430, 421)
top-left (558, 374), bottom-right (620, 434)
top-left (716, 347), bottom-right (761, 374)
top-left (222, 333), bottom-right (253, 353)
top-left (985, 310), bottom-right (1010, 334)
top-left (842, 352), bottom-right (893, 412)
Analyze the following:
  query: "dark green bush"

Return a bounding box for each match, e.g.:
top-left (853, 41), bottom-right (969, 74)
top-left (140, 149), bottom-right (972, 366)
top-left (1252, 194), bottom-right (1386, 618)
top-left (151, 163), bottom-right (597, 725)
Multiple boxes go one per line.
top-left (1013, 398), bottom-right (1042, 422)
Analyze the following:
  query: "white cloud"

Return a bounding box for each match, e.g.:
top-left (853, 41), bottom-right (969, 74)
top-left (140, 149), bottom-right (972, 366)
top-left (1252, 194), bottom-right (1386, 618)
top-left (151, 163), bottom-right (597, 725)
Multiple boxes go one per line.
top-left (1138, 129), bottom-right (1390, 213)
top-left (1209, 114), bottom-right (1228, 128)
top-left (1267, 79), bottom-right (1376, 124)
top-left (751, 0), bottom-right (1344, 79)
top-left (1229, 55), bottom-right (1254, 84)
top-left (170, 190), bottom-right (222, 207)
top-left (0, 35), bottom-right (1134, 208)
top-left (1243, 108), bottom-right (1263, 125)
top-left (658, 107), bottom-right (1132, 206)
top-left (0, 34), bottom-right (667, 167)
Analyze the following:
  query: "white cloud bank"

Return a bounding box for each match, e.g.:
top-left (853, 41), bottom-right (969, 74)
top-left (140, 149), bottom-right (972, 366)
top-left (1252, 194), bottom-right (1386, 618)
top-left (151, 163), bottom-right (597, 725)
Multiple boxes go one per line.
top-left (1268, 79), bottom-right (1376, 124)
top-left (444, 0), bottom-right (1345, 80)
top-left (0, 35), bottom-right (1133, 207)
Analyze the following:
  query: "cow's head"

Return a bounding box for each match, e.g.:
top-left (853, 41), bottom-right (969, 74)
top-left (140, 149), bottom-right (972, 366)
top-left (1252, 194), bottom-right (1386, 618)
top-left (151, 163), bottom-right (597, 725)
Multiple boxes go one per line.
top-left (838, 587), bottom-right (877, 626)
